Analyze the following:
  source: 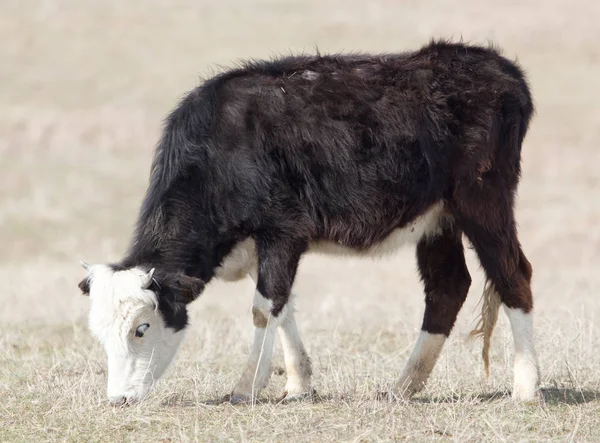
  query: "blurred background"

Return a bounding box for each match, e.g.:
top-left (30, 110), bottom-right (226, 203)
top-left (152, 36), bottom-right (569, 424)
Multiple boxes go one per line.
top-left (2, 2), bottom-right (600, 439)
top-left (1, 0), bottom-right (599, 370)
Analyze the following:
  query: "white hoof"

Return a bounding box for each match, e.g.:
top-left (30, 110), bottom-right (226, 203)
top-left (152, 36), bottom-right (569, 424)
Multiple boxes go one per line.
top-left (512, 354), bottom-right (540, 402)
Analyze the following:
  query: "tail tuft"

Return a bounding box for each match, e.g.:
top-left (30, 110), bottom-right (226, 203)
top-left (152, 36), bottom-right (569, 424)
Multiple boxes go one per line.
top-left (469, 280), bottom-right (502, 378)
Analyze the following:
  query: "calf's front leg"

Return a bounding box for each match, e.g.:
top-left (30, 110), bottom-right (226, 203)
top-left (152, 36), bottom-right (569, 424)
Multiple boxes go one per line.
top-left (230, 289), bottom-right (281, 404)
top-left (230, 236), bottom-right (306, 404)
top-left (277, 295), bottom-right (312, 401)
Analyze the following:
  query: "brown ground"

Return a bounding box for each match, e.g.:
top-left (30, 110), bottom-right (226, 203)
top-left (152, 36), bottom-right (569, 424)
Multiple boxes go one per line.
top-left (1, 0), bottom-right (599, 441)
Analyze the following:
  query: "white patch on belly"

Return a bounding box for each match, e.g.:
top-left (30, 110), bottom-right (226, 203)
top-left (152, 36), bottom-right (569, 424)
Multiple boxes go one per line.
top-left (309, 202), bottom-right (446, 258)
top-left (216, 202), bottom-right (446, 281)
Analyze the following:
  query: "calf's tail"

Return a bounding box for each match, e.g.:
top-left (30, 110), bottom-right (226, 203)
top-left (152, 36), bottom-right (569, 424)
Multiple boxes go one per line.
top-left (469, 280), bottom-right (502, 378)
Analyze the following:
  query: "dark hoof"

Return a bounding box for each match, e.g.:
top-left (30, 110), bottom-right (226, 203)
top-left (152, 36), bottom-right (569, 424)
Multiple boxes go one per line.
top-left (230, 395), bottom-right (250, 405)
top-left (277, 389), bottom-right (317, 404)
top-left (228, 392), bottom-right (255, 405)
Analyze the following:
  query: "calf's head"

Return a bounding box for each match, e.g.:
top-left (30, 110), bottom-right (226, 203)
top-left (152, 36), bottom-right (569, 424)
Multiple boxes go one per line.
top-left (78, 262), bottom-right (204, 404)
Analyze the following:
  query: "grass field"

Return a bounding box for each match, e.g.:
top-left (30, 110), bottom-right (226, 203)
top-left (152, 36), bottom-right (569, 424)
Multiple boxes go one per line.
top-left (1, 0), bottom-right (600, 441)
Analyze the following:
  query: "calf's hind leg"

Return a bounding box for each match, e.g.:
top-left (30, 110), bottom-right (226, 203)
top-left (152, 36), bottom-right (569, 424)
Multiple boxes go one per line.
top-left (393, 227), bottom-right (471, 397)
top-left (463, 222), bottom-right (539, 401)
top-left (454, 163), bottom-right (540, 400)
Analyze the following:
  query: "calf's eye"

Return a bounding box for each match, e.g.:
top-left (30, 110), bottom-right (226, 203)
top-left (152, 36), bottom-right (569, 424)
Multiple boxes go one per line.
top-left (135, 323), bottom-right (150, 338)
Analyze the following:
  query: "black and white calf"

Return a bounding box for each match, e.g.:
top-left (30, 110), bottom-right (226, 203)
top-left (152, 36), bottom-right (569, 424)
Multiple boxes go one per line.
top-left (79, 40), bottom-right (540, 405)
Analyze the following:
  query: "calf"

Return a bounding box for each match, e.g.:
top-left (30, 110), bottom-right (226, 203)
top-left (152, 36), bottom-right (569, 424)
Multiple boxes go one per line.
top-left (78, 40), bottom-right (539, 405)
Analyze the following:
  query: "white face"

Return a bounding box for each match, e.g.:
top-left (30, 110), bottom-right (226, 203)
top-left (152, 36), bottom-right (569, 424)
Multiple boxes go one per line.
top-left (83, 265), bottom-right (186, 404)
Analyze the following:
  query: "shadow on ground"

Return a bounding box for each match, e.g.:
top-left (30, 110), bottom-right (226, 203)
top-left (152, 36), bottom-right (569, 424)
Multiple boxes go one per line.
top-left (412, 387), bottom-right (600, 405)
top-left (160, 387), bottom-right (599, 408)
top-left (540, 387), bottom-right (600, 405)
top-left (161, 389), bottom-right (334, 407)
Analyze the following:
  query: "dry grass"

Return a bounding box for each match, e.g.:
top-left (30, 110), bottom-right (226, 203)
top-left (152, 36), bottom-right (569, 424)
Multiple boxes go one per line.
top-left (1, 0), bottom-right (600, 441)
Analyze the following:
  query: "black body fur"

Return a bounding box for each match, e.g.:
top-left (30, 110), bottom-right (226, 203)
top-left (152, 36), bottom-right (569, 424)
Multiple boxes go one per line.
top-left (112, 40), bottom-right (534, 332)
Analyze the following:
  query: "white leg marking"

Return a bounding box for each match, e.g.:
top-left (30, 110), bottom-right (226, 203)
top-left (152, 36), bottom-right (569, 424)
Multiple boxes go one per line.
top-left (231, 290), bottom-right (282, 403)
top-left (278, 295), bottom-right (312, 398)
top-left (504, 307), bottom-right (540, 401)
top-left (394, 331), bottom-right (446, 397)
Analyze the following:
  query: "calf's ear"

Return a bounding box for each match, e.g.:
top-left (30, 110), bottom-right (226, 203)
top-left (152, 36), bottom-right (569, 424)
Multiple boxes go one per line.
top-left (171, 274), bottom-right (205, 304)
top-left (78, 277), bottom-right (90, 295)
top-left (78, 261), bottom-right (91, 295)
